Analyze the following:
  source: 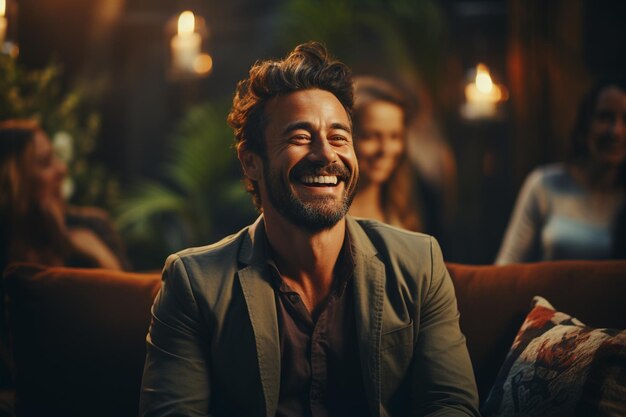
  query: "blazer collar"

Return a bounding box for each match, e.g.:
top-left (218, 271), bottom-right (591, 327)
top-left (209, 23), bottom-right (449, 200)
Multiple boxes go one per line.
top-left (238, 215), bottom-right (268, 267)
top-left (238, 215), bottom-right (380, 264)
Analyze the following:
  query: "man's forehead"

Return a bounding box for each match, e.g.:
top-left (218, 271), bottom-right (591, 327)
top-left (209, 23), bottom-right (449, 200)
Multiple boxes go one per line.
top-left (264, 89), bottom-right (351, 128)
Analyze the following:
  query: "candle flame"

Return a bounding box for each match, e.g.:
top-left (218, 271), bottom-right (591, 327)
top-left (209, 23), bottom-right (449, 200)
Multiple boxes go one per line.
top-left (461, 63), bottom-right (509, 119)
top-left (465, 63), bottom-right (505, 103)
top-left (0, 0), bottom-right (6, 17)
top-left (475, 64), bottom-right (493, 94)
top-left (178, 11), bottom-right (195, 36)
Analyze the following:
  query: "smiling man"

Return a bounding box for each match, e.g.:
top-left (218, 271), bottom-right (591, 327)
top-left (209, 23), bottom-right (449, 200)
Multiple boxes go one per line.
top-left (140, 42), bottom-right (479, 417)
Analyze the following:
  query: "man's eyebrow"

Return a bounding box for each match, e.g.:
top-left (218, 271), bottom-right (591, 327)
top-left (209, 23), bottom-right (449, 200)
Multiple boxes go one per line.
top-left (330, 122), bottom-right (352, 134)
top-left (282, 121), bottom-right (352, 135)
top-left (282, 121), bottom-right (313, 135)
top-left (330, 123), bottom-right (352, 134)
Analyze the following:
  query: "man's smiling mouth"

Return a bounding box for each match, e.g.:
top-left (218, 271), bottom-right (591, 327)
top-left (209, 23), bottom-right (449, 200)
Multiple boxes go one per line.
top-left (299, 175), bottom-right (339, 186)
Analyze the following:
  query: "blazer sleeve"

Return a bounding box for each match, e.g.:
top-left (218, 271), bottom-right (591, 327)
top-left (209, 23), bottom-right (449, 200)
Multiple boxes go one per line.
top-left (411, 237), bottom-right (480, 417)
top-left (139, 254), bottom-right (212, 417)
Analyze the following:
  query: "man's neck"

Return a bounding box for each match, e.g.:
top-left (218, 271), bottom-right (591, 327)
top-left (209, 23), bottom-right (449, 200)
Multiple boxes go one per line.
top-left (263, 210), bottom-right (346, 313)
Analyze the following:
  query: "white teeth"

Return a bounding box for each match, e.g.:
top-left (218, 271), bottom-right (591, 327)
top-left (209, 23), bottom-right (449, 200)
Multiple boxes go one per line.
top-left (301, 175), bottom-right (338, 185)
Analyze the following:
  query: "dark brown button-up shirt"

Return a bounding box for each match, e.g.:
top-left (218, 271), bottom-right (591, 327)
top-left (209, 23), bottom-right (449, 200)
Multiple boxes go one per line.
top-left (267, 237), bottom-right (371, 417)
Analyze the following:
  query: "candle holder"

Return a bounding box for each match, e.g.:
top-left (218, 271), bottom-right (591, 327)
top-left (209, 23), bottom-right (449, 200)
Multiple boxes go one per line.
top-left (165, 10), bottom-right (212, 81)
top-left (460, 63), bottom-right (508, 121)
top-left (0, 0), bottom-right (19, 58)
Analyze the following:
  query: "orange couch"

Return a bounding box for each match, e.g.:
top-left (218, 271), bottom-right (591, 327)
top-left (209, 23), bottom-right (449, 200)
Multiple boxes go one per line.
top-left (3, 260), bottom-right (626, 416)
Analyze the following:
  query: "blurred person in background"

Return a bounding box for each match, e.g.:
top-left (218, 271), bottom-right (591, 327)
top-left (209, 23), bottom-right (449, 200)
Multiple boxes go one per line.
top-left (0, 119), bottom-right (129, 272)
top-left (496, 79), bottom-right (626, 264)
top-left (348, 76), bottom-right (426, 232)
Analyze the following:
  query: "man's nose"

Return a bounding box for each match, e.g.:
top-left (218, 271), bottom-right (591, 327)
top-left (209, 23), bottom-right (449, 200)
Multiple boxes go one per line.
top-left (309, 136), bottom-right (338, 163)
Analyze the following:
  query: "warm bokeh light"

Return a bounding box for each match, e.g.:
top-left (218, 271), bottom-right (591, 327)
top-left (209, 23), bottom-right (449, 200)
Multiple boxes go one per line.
top-left (475, 64), bottom-right (494, 94)
top-left (193, 53), bottom-right (213, 75)
top-left (0, 0), bottom-right (7, 47)
top-left (177, 11), bottom-right (195, 36)
top-left (462, 63), bottom-right (509, 119)
top-left (465, 63), bottom-right (506, 103)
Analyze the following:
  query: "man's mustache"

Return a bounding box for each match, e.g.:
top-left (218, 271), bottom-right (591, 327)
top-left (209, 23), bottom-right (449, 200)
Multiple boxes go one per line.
top-left (290, 160), bottom-right (351, 182)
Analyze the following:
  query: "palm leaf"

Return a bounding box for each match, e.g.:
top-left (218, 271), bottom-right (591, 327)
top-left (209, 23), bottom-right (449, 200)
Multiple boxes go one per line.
top-left (166, 103), bottom-right (233, 193)
top-left (116, 182), bottom-right (186, 237)
top-left (115, 101), bottom-right (255, 259)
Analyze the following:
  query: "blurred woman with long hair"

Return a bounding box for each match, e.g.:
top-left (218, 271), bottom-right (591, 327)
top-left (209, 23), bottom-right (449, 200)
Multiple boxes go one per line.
top-left (496, 79), bottom-right (626, 263)
top-left (348, 77), bottom-right (423, 232)
top-left (0, 119), bottom-right (127, 271)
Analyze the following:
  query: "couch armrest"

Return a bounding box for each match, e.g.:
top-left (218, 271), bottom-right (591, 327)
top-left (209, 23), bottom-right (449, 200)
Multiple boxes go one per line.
top-left (3, 263), bottom-right (161, 417)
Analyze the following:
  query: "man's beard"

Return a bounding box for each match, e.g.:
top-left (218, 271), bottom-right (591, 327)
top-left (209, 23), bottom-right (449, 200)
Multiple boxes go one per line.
top-left (263, 159), bottom-right (357, 232)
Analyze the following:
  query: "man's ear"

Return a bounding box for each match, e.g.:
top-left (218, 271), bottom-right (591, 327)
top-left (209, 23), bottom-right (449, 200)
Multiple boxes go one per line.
top-left (238, 146), bottom-right (263, 181)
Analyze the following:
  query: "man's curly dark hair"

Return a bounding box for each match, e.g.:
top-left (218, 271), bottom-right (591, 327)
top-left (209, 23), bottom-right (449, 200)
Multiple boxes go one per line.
top-left (227, 41), bottom-right (354, 210)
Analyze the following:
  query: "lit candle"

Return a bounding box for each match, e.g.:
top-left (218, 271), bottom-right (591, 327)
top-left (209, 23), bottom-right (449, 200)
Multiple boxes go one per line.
top-left (171, 11), bottom-right (201, 73)
top-left (0, 0), bottom-right (7, 46)
top-left (461, 63), bottom-right (506, 120)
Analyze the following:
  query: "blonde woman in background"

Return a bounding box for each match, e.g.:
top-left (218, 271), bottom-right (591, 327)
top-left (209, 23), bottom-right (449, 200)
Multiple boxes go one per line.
top-left (349, 76), bottom-right (423, 232)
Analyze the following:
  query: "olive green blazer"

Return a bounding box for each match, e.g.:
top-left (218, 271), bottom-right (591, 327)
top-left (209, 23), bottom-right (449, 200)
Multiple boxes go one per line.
top-left (140, 216), bottom-right (479, 417)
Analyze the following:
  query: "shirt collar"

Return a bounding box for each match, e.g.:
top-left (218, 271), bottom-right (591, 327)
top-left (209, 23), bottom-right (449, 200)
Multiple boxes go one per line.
top-left (262, 225), bottom-right (355, 297)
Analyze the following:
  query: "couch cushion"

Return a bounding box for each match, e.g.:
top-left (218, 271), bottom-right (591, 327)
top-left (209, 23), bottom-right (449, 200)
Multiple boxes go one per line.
top-left (3, 263), bottom-right (161, 417)
top-left (446, 260), bottom-right (626, 403)
top-left (481, 296), bottom-right (626, 416)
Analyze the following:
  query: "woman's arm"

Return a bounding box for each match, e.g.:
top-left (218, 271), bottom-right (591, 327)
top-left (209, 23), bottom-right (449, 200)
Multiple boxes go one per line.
top-left (495, 169), bottom-right (546, 264)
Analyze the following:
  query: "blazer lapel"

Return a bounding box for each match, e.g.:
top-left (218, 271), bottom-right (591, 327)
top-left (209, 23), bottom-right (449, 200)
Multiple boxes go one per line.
top-left (237, 217), bottom-right (281, 417)
top-left (347, 217), bottom-right (385, 417)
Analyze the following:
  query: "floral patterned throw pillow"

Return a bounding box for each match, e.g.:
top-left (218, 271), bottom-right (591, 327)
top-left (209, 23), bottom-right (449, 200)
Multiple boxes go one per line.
top-left (481, 296), bottom-right (626, 417)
